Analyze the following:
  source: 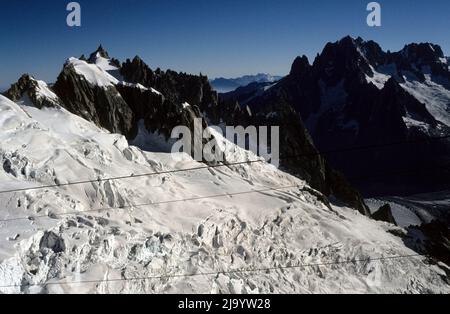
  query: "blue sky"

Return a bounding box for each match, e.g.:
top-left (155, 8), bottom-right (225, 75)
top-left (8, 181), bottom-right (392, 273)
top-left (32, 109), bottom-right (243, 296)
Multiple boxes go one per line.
top-left (1, 0), bottom-right (449, 89)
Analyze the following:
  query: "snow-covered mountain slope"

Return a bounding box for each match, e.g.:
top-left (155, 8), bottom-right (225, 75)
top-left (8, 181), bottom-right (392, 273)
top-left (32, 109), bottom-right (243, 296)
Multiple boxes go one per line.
top-left (361, 42), bottom-right (450, 129)
top-left (400, 74), bottom-right (450, 127)
top-left (364, 63), bottom-right (450, 127)
top-left (68, 57), bottom-right (120, 88)
top-left (4, 75), bottom-right (61, 109)
top-left (0, 94), bottom-right (448, 294)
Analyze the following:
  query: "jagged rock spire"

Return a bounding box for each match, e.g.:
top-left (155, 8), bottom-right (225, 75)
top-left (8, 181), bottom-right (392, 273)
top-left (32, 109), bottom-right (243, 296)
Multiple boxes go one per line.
top-left (88, 45), bottom-right (110, 62)
top-left (290, 55), bottom-right (310, 76)
top-left (4, 74), bottom-right (35, 101)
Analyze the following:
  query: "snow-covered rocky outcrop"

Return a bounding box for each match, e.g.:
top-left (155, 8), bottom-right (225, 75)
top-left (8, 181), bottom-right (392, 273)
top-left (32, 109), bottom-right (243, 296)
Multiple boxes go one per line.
top-left (0, 93), bottom-right (449, 294)
top-left (5, 74), bottom-right (61, 109)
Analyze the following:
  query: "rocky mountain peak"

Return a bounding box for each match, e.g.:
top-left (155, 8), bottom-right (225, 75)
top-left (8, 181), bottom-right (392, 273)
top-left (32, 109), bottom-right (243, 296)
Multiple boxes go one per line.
top-left (395, 42), bottom-right (449, 78)
top-left (3, 74), bottom-right (36, 101)
top-left (317, 36), bottom-right (385, 66)
top-left (132, 55), bottom-right (143, 62)
top-left (88, 45), bottom-right (110, 62)
top-left (337, 36), bottom-right (369, 53)
top-left (359, 40), bottom-right (386, 66)
top-left (4, 74), bottom-right (60, 109)
top-left (121, 55), bottom-right (155, 87)
top-left (290, 55), bottom-right (311, 76)
top-left (338, 35), bottom-right (357, 46)
top-left (312, 36), bottom-right (373, 85)
top-left (401, 42), bottom-right (445, 61)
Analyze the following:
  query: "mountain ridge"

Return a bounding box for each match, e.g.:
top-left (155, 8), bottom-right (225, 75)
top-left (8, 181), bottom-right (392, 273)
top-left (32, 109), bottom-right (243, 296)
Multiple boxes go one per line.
top-left (221, 36), bottom-right (450, 197)
top-left (210, 73), bottom-right (283, 93)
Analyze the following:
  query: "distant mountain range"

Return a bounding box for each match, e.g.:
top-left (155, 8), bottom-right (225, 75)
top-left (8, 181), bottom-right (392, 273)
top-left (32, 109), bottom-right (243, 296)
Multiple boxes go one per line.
top-left (210, 73), bottom-right (283, 93)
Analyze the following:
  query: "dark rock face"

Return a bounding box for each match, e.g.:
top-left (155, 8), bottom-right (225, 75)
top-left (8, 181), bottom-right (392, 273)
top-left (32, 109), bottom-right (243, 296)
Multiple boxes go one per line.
top-left (408, 220), bottom-right (450, 267)
top-left (4, 74), bottom-right (60, 109)
top-left (224, 36), bottom-right (450, 197)
top-left (39, 231), bottom-right (66, 254)
top-left (313, 36), bottom-right (371, 87)
top-left (290, 55), bottom-right (311, 76)
top-left (121, 57), bottom-right (219, 115)
top-left (52, 62), bottom-right (137, 139)
top-left (220, 86), bottom-right (370, 215)
top-left (120, 56), bottom-right (155, 88)
top-left (396, 43), bottom-right (449, 80)
top-left (372, 204), bottom-right (397, 225)
top-left (116, 83), bottom-right (203, 141)
top-left (88, 45), bottom-right (110, 62)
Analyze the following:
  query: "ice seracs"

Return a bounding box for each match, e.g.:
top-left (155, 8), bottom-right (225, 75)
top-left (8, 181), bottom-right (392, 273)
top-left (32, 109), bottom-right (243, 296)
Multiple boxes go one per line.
top-left (0, 90), bottom-right (449, 293)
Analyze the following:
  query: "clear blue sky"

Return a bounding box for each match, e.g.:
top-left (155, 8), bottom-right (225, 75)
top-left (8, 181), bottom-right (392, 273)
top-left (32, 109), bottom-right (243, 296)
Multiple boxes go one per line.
top-left (1, 0), bottom-right (449, 89)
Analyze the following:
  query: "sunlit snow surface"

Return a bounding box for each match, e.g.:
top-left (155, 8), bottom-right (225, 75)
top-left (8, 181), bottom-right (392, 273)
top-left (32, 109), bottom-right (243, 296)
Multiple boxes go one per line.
top-left (365, 65), bottom-right (393, 90)
top-left (0, 94), bottom-right (448, 294)
top-left (68, 57), bottom-right (120, 87)
top-left (34, 80), bottom-right (60, 105)
top-left (401, 74), bottom-right (450, 127)
top-left (365, 64), bottom-right (450, 128)
top-left (93, 54), bottom-right (119, 72)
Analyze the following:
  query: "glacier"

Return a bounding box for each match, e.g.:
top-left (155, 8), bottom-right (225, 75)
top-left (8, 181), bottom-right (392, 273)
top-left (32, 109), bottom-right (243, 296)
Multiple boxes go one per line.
top-left (0, 92), bottom-right (448, 294)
